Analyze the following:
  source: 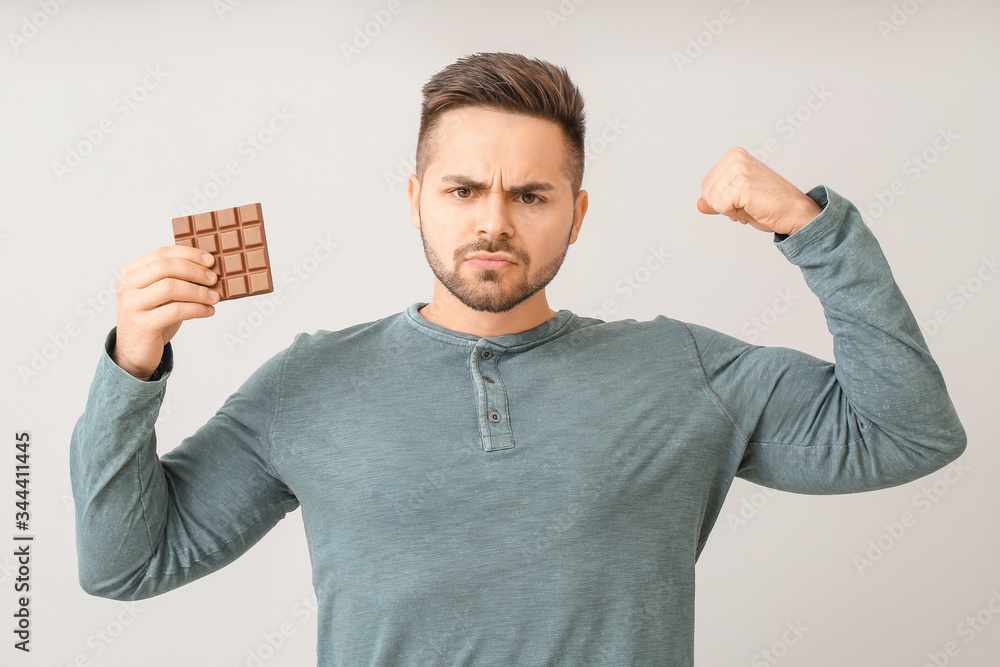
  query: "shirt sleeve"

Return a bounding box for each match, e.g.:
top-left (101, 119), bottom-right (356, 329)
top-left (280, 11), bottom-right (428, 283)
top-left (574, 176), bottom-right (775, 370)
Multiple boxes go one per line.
top-left (69, 328), bottom-right (300, 599)
top-left (685, 185), bottom-right (967, 494)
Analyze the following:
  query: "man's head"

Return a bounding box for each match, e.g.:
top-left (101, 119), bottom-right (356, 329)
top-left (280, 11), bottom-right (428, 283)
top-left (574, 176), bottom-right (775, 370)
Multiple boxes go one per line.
top-left (408, 53), bottom-right (589, 315)
top-left (415, 52), bottom-right (587, 198)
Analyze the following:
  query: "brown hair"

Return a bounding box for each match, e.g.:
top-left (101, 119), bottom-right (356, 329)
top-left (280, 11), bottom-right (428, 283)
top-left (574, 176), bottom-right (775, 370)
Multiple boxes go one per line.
top-left (416, 52), bottom-right (587, 196)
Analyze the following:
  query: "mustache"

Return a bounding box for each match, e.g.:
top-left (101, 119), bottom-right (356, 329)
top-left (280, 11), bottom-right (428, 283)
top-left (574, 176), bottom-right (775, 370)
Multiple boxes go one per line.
top-left (452, 239), bottom-right (529, 265)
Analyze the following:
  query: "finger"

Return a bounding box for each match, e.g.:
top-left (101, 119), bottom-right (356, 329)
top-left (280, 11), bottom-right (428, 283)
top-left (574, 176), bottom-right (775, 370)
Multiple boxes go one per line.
top-left (728, 208), bottom-right (769, 230)
top-left (141, 300), bottom-right (217, 332)
top-left (697, 197), bottom-right (718, 215)
top-left (122, 244), bottom-right (214, 275)
top-left (700, 149), bottom-right (735, 191)
top-left (709, 204), bottom-right (740, 223)
top-left (120, 246), bottom-right (216, 291)
top-left (127, 277), bottom-right (221, 313)
top-left (121, 255), bottom-right (219, 292)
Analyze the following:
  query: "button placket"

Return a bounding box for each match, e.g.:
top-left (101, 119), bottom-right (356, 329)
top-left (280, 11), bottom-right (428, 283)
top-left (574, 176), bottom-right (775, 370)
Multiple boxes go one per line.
top-left (471, 344), bottom-right (514, 452)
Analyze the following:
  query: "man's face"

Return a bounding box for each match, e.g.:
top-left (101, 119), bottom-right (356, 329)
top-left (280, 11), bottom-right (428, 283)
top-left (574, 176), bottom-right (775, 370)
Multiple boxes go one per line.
top-left (408, 107), bottom-right (587, 314)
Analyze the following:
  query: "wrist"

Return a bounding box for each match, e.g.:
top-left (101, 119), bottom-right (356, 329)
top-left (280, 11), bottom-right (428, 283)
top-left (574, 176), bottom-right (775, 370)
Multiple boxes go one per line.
top-left (784, 196), bottom-right (823, 235)
top-left (110, 346), bottom-right (155, 381)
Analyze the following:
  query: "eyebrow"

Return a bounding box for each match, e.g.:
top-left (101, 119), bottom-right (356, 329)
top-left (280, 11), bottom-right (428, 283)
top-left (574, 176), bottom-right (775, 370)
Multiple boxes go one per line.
top-left (440, 174), bottom-right (557, 195)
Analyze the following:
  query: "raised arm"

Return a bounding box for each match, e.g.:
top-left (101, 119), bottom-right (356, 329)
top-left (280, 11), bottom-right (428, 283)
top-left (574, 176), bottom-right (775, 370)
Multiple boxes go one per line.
top-left (690, 149), bottom-right (966, 493)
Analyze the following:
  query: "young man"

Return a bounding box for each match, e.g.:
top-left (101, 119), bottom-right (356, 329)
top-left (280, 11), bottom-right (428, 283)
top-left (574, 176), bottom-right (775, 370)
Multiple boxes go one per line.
top-left (71, 52), bottom-right (966, 665)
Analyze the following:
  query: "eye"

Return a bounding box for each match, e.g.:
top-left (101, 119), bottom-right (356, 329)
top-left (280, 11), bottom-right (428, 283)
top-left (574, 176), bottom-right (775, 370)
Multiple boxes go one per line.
top-left (451, 188), bottom-right (472, 199)
top-left (518, 193), bottom-right (542, 205)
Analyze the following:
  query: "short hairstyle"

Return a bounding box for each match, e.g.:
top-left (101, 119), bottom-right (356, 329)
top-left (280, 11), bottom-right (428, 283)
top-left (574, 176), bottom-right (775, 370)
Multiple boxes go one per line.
top-left (416, 52), bottom-right (587, 197)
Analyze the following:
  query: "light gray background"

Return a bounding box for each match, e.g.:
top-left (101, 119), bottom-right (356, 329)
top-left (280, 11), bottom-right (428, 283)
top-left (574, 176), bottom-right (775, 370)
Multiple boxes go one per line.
top-left (1, 0), bottom-right (997, 665)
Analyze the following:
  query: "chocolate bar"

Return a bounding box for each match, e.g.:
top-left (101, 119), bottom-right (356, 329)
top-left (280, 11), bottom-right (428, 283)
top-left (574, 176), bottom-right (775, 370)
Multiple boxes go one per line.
top-left (171, 203), bottom-right (273, 301)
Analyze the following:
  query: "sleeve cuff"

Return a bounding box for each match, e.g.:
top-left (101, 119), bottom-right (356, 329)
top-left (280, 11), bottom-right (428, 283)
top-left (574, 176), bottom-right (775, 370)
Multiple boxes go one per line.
top-left (772, 184), bottom-right (845, 258)
top-left (102, 327), bottom-right (174, 385)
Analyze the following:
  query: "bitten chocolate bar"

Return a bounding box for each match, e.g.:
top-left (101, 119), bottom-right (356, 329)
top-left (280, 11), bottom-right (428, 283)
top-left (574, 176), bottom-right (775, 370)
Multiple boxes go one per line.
top-left (171, 203), bottom-right (274, 301)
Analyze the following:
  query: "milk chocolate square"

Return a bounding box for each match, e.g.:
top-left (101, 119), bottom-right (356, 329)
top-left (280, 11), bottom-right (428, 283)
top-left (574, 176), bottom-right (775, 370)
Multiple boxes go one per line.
top-left (171, 203), bottom-right (273, 301)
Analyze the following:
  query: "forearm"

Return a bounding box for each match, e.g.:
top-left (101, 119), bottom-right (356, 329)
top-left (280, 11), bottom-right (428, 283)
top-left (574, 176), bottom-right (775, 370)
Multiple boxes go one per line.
top-left (70, 337), bottom-right (174, 598)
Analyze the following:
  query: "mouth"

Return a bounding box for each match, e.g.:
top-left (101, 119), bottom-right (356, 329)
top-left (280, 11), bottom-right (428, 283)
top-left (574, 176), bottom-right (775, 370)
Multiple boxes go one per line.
top-left (466, 253), bottom-right (515, 269)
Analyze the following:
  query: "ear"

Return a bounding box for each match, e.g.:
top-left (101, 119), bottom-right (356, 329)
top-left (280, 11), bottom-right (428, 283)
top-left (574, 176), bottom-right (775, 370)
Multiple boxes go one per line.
top-left (407, 174), bottom-right (421, 230)
top-left (568, 189), bottom-right (588, 245)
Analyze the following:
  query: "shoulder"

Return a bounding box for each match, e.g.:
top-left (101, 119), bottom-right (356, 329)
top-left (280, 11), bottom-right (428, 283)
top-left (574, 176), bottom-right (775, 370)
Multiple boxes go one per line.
top-left (279, 309), bottom-right (410, 369)
top-left (565, 311), bottom-right (715, 343)
top-left (559, 311), bottom-right (744, 361)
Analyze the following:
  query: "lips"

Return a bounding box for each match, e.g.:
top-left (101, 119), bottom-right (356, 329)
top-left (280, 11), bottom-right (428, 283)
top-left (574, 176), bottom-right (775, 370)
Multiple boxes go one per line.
top-left (466, 253), bottom-right (515, 268)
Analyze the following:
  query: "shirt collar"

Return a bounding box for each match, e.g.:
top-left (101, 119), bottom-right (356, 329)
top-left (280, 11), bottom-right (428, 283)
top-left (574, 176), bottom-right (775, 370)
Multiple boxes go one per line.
top-left (403, 302), bottom-right (578, 352)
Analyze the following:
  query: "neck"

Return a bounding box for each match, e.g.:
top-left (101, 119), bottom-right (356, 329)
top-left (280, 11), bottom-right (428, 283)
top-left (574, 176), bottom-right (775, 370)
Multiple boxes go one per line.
top-left (418, 283), bottom-right (558, 338)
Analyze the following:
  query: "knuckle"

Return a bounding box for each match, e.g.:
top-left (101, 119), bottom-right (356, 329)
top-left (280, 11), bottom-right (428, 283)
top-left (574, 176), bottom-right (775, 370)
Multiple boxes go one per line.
top-left (162, 301), bottom-right (183, 320)
top-left (155, 279), bottom-right (177, 301)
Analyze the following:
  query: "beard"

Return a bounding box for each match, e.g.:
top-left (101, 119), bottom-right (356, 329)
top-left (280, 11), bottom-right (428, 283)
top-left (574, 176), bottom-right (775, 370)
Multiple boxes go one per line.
top-left (418, 209), bottom-right (572, 314)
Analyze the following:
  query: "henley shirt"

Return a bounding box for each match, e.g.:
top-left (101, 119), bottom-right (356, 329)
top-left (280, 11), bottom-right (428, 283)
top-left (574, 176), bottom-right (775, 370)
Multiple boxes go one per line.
top-left (70, 185), bottom-right (967, 665)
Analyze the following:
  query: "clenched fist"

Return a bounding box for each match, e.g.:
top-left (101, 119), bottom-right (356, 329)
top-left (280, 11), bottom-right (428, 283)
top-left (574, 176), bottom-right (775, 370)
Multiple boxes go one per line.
top-left (697, 147), bottom-right (822, 236)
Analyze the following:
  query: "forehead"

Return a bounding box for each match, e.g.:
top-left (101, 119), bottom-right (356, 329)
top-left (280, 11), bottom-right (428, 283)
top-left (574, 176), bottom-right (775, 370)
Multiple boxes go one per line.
top-left (427, 107), bottom-right (571, 183)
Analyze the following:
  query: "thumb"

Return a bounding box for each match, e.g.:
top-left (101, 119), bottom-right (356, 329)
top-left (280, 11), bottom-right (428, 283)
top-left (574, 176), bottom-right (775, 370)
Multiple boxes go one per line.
top-left (697, 197), bottom-right (717, 215)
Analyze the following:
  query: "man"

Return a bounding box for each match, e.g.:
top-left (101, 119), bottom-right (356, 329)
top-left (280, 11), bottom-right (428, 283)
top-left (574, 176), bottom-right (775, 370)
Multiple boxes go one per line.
top-left (71, 52), bottom-right (966, 665)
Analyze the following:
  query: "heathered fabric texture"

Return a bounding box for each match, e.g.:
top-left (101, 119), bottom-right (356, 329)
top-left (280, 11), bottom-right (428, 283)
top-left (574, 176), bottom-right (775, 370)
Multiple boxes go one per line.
top-left (71, 185), bottom-right (966, 665)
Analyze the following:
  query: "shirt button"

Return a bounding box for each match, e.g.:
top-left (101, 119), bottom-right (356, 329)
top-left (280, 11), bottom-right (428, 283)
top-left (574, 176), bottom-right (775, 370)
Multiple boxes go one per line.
top-left (489, 410), bottom-right (502, 423)
top-left (481, 349), bottom-right (493, 360)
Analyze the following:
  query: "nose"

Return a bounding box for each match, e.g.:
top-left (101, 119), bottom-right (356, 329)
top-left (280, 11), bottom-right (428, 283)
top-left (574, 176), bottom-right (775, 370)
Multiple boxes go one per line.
top-left (474, 191), bottom-right (515, 240)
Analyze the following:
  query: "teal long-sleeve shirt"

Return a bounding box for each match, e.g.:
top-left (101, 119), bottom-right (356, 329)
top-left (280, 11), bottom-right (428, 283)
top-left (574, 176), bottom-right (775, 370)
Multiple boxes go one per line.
top-left (70, 185), bottom-right (966, 665)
